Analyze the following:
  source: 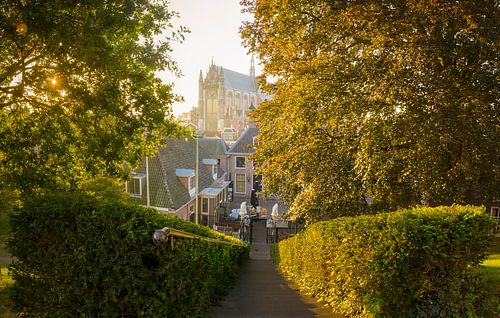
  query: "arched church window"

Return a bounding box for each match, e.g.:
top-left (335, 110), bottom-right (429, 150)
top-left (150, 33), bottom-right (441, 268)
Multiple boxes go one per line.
top-left (227, 91), bottom-right (233, 106)
top-left (235, 93), bottom-right (241, 108)
top-left (243, 95), bottom-right (249, 109)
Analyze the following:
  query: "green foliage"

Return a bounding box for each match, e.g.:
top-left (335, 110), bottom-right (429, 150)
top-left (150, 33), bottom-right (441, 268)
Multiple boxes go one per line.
top-left (0, 188), bottom-right (20, 215)
top-left (78, 176), bottom-right (130, 203)
top-left (0, 0), bottom-right (187, 193)
top-left (7, 191), bottom-right (248, 317)
top-left (0, 212), bottom-right (12, 264)
top-left (0, 266), bottom-right (14, 317)
top-left (274, 205), bottom-right (495, 317)
top-left (241, 0), bottom-right (500, 221)
top-left (479, 234), bottom-right (500, 316)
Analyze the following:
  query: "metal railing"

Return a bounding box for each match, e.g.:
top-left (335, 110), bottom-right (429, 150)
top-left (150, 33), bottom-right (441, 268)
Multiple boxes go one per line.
top-left (153, 227), bottom-right (245, 247)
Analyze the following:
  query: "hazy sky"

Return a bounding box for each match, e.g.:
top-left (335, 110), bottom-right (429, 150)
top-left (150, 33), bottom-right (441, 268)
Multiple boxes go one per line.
top-left (160, 0), bottom-right (261, 117)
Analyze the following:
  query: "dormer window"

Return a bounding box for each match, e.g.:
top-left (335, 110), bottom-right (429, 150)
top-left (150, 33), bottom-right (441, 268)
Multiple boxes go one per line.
top-left (176, 169), bottom-right (196, 197)
top-left (212, 164), bottom-right (218, 180)
top-left (235, 156), bottom-right (246, 169)
top-left (189, 176), bottom-right (195, 191)
top-left (126, 176), bottom-right (143, 197)
top-left (203, 158), bottom-right (218, 180)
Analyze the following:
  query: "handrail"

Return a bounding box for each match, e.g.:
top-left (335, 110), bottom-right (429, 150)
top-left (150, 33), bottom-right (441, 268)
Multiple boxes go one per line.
top-left (153, 227), bottom-right (245, 247)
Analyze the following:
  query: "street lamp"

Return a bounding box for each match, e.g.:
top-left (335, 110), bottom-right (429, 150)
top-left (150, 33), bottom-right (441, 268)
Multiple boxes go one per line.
top-left (271, 203), bottom-right (279, 243)
top-left (195, 132), bottom-right (200, 224)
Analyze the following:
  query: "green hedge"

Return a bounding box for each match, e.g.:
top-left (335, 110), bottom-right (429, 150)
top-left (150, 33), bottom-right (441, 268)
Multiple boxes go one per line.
top-left (275, 206), bottom-right (495, 317)
top-left (8, 192), bottom-right (248, 317)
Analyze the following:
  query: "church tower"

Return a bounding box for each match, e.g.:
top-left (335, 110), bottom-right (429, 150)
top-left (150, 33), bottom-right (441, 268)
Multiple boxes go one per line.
top-left (250, 55), bottom-right (256, 90)
top-left (197, 70), bottom-right (204, 130)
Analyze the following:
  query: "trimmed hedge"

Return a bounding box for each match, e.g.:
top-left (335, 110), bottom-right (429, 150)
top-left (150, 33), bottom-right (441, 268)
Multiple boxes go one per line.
top-left (8, 191), bottom-right (248, 317)
top-left (275, 206), bottom-right (495, 317)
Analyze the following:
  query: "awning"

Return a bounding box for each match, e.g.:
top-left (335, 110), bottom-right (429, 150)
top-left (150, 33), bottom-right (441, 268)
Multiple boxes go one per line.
top-left (199, 181), bottom-right (231, 197)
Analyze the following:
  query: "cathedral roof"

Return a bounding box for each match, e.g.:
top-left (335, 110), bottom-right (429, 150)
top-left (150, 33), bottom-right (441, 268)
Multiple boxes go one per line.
top-left (216, 66), bottom-right (256, 92)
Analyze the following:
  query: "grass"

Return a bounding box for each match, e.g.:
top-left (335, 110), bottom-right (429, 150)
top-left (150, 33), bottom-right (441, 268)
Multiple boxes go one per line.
top-left (480, 232), bottom-right (500, 316)
top-left (0, 214), bottom-right (14, 317)
top-left (0, 265), bottom-right (14, 317)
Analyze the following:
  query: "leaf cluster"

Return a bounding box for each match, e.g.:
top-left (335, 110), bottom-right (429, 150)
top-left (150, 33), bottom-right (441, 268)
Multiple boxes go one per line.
top-left (0, 0), bottom-right (188, 193)
top-left (241, 0), bottom-right (500, 221)
top-left (275, 205), bottom-right (496, 317)
top-left (7, 191), bottom-right (248, 317)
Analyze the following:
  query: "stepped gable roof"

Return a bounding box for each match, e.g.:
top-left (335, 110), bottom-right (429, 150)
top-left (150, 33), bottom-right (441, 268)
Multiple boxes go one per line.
top-left (132, 138), bottom-right (214, 210)
top-left (228, 126), bottom-right (259, 154)
top-left (216, 66), bottom-right (256, 92)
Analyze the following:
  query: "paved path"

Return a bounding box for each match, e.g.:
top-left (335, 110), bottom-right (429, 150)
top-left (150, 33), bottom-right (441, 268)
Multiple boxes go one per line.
top-left (212, 220), bottom-right (337, 318)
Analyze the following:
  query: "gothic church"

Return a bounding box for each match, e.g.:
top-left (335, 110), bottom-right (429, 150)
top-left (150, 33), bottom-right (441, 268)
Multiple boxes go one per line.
top-left (196, 57), bottom-right (268, 136)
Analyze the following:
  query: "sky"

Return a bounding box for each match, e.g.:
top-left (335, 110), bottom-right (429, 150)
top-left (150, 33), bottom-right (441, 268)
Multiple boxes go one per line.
top-left (159, 0), bottom-right (261, 117)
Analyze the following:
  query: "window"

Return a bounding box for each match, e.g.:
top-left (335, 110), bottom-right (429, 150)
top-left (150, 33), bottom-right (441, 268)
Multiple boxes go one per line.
top-left (189, 176), bottom-right (195, 191)
top-left (236, 174), bottom-right (246, 193)
top-left (491, 207), bottom-right (499, 218)
top-left (201, 215), bottom-right (208, 226)
top-left (212, 164), bottom-right (218, 180)
top-left (202, 198), bottom-right (209, 214)
top-left (235, 156), bottom-right (246, 169)
top-left (189, 205), bottom-right (195, 222)
top-left (126, 177), bottom-right (142, 197)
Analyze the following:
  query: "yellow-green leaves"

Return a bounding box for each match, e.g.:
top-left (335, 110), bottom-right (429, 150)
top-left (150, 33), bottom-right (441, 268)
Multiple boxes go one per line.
top-left (274, 205), bottom-right (495, 316)
top-left (242, 0), bottom-right (499, 218)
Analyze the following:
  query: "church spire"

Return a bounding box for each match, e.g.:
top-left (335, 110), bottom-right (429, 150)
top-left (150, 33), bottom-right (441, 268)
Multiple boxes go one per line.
top-left (250, 55), bottom-right (256, 91)
top-left (250, 55), bottom-right (255, 79)
top-left (199, 70), bottom-right (203, 82)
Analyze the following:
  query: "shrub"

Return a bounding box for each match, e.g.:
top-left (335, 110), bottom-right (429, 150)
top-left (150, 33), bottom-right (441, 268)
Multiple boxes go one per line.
top-left (8, 191), bottom-right (248, 317)
top-left (276, 206), bottom-right (495, 317)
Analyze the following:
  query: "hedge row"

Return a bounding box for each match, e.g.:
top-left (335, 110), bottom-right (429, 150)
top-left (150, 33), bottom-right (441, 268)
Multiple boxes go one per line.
top-left (8, 191), bottom-right (248, 317)
top-left (275, 206), bottom-right (495, 317)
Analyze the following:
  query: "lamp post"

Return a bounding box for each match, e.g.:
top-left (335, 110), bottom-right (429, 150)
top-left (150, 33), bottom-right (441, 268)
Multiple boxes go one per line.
top-left (271, 203), bottom-right (279, 243)
top-left (239, 201), bottom-right (247, 242)
top-left (195, 132), bottom-right (200, 224)
top-left (146, 155), bottom-right (150, 207)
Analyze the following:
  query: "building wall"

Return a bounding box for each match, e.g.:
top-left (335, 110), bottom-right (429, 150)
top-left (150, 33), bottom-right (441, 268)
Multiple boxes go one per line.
top-left (226, 153), bottom-right (254, 200)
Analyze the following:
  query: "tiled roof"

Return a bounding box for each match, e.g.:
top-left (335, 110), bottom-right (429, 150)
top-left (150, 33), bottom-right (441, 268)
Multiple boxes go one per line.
top-left (216, 66), bottom-right (256, 92)
top-left (228, 126), bottom-right (259, 154)
top-left (131, 138), bottom-right (215, 210)
top-left (198, 137), bottom-right (228, 156)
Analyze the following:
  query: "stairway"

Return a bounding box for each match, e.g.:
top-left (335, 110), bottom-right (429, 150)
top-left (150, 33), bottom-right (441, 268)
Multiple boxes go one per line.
top-left (212, 220), bottom-right (337, 318)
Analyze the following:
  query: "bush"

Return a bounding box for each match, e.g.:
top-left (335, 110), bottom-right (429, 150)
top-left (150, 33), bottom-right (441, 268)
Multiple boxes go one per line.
top-left (8, 191), bottom-right (248, 317)
top-left (275, 205), bottom-right (495, 317)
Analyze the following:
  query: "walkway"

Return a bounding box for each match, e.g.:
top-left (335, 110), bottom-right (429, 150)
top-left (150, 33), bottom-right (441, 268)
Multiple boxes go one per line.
top-left (212, 220), bottom-right (337, 318)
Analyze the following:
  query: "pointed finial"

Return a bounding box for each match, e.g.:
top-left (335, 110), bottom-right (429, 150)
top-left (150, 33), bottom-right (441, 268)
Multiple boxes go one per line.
top-left (250, 55), bottom-right (256, 79)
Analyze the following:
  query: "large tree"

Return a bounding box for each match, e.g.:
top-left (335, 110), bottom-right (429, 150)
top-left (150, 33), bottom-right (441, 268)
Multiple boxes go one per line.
top-left (241, 0), bottom-right (500, 221)
top-left (0, 0), bottom-right (185, 194)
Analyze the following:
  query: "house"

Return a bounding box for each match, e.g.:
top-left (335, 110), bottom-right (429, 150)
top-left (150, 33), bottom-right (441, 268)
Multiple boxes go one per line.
top-left (125, 137), bottom-right (230, 227)
top-left (225, 125), bottom-right (260, 201)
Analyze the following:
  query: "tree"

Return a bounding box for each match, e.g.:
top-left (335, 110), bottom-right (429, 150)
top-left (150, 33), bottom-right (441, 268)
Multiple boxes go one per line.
top-left (0, 0), bottom-right (186, 193)
top-left (241, 0), bottom-right (500, 222)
